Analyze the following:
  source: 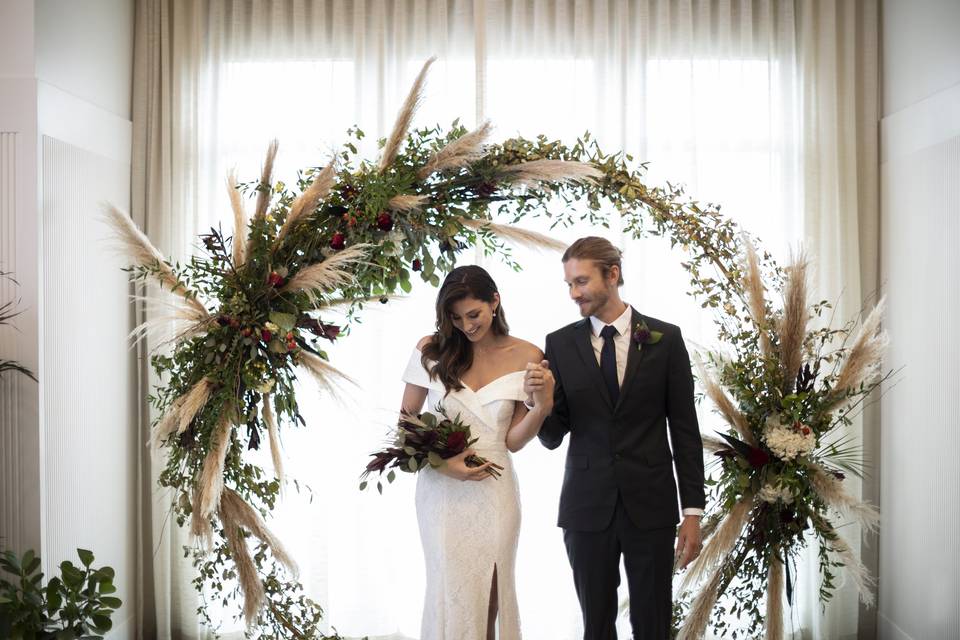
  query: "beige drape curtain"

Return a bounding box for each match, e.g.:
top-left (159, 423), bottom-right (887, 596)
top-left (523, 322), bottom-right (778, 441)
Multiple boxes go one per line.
top-left (132, 3), bottom-right (207, 639)
top-left (131, 1), bottom-right (880, 638)
top-left (796, 2), bottom-right (880, 638)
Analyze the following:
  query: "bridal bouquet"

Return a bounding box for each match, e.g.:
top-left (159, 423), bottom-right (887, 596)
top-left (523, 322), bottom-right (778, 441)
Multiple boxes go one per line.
top-left (360, 409), bottom-right (503, 493)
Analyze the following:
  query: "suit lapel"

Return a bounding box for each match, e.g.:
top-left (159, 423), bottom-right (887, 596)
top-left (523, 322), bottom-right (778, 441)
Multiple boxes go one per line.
top-left (572, 319), bottom-right (614, 411)
top-left (616, 309), bottom-right (647, 411)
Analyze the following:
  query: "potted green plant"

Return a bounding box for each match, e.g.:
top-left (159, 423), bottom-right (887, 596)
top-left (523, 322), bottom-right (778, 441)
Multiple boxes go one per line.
top-left (0, 548), bottom-right (122, 639)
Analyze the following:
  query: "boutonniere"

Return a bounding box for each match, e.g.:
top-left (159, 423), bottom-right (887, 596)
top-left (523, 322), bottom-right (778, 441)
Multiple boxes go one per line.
top-left (632, 320), bottom-right (663, 351)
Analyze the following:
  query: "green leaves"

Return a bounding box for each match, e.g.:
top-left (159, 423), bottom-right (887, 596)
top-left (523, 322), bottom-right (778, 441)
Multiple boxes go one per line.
top-left (76, 549), bottom-right (94, 569)
top-left (268, 311), bottom-right (297, 332)
top-left (0, 548), bottom-right (121, 639)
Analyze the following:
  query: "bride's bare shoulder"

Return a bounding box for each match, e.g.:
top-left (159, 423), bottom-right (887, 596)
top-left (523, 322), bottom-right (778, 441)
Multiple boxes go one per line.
top-left (507, 337), bottom-right (544, 365)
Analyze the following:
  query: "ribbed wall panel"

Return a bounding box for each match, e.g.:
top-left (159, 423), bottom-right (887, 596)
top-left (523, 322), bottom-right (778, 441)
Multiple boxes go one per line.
top-left (40, 136), bottom-right (135, 628)
top-left (879, 133), bottom-right (960, 640)
top-left (0, 131), bottom-right (37, 550)
top-left (0, 131), bottom-right (25, 553)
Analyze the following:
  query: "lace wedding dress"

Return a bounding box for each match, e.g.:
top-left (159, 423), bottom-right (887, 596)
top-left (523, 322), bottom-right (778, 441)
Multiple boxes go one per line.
top-left (402, 347), bottom-right (526, 640)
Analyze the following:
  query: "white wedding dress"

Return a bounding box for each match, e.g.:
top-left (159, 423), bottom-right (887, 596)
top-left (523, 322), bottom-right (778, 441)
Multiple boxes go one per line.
top-left (402, 347), bottom-right (525, 640)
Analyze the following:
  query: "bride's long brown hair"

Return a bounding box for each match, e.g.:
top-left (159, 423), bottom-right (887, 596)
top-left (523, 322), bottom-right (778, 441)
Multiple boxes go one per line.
top-left (421, 265), bottom-right (510, 392)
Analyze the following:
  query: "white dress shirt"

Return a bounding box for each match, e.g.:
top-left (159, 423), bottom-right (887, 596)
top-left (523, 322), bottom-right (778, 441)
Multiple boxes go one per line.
top-left (589, 304), bottom-right (703, 518)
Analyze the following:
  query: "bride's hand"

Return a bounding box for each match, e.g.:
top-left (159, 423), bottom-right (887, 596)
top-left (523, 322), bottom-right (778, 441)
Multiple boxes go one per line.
top-left (439, 448), bottom-right (494, 481)
top-left (526, 360), bottom-right (555, 412)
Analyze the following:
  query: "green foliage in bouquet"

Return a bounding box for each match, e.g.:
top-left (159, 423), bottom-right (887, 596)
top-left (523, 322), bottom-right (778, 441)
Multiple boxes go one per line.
top-left (107, 58), bottom-right (889, 638)
top-left (0, 548), bottom-right (121, 639)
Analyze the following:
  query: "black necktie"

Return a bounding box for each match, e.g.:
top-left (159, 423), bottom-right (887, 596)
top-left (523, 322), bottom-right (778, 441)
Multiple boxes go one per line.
top-left (600, 324), bottom-right (619, 406)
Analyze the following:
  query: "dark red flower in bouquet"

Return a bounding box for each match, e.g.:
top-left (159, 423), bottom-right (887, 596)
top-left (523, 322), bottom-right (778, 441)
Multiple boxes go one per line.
top-left (267, 271), bottom-right (285, 287)
top-left (261, 329), bottom-right (273, 342)
top-left (376, 212), bottom-right (394, 232)
top-left (330, 232), bottom-right (346, 250)
top-left (420, 429), bottom-right (439, 447)
top-left (412, 259), bottom-right (422, 272)
top-left (746, 446), bottom-right (771, 469)
top-left (446, 430), bottom-right (467, 454)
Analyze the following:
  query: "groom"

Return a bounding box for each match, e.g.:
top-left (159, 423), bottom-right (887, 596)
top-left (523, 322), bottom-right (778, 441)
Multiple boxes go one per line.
top-left (524, 236), bottom-right (705, 640)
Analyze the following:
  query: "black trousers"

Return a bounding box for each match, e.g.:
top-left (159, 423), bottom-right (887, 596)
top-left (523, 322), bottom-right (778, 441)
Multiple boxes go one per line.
top-left (563, 496), bottom-right (675, 640)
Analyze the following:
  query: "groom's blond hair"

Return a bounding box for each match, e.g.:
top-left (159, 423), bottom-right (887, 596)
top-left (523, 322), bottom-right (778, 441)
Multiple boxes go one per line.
top-left (562, 236), bottom-right (624, 286)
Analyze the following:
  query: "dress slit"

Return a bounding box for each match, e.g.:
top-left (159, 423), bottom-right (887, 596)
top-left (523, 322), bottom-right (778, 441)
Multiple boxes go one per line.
top-left (487, 563), bottom-right (500, 639)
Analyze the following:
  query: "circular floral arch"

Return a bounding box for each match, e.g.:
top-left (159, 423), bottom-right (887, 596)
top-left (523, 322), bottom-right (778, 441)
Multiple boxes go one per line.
top-left (109, 59), bottom-right (886, 639)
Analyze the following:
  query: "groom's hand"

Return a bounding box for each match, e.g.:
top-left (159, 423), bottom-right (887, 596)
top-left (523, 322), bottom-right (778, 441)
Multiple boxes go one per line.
top-left (675, 515), bottom-right (702, 571)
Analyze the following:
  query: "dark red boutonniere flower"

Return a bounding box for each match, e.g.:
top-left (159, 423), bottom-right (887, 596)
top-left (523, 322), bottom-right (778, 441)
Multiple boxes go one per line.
top-left (632, 320), bottom-right (663, 352)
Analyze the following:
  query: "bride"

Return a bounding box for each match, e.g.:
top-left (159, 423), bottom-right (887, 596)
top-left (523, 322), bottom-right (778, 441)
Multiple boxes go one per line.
top-left (400, 265), bottom-right (555, 640)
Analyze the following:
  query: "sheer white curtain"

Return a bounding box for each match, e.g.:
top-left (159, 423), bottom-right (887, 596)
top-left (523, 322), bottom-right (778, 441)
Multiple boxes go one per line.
top-left (133, 1), bottom-right (877, 638)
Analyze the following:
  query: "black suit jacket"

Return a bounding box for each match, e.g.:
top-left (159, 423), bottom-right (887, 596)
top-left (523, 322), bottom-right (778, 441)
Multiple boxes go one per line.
top-left (538, 309), bottom-right (706, 532)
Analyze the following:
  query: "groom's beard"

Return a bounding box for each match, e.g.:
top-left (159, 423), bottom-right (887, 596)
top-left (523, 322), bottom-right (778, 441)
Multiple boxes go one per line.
top-left (575, 289), bottom-right (609, 318)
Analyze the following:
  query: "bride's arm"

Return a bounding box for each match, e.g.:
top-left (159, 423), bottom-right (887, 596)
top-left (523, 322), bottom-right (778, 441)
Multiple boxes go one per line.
top-left (400, 383), bottom-right (428, 415)
top-left (505, 399), bottom-right (553, 453)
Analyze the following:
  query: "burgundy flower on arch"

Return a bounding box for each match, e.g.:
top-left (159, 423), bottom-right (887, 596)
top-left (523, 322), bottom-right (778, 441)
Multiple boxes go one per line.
top-left (746, 447), bottom-right (771, 469)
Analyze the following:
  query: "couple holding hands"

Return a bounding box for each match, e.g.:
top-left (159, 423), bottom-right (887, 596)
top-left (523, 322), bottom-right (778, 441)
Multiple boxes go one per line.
top-left (399, 236), bottom-right (706, 640)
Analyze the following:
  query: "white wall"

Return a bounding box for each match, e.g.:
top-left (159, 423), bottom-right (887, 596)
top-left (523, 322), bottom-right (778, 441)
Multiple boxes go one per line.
top-left (879, 1), bottom-right (960, 639)
top-left (0, 1), bottom-right (136, 637)
top-left (35, 0), bottom-right (134, 119)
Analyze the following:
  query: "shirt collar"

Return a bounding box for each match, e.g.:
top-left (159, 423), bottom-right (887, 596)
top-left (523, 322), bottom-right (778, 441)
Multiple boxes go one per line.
top-left (589, 303), bottom-right (634, 337)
